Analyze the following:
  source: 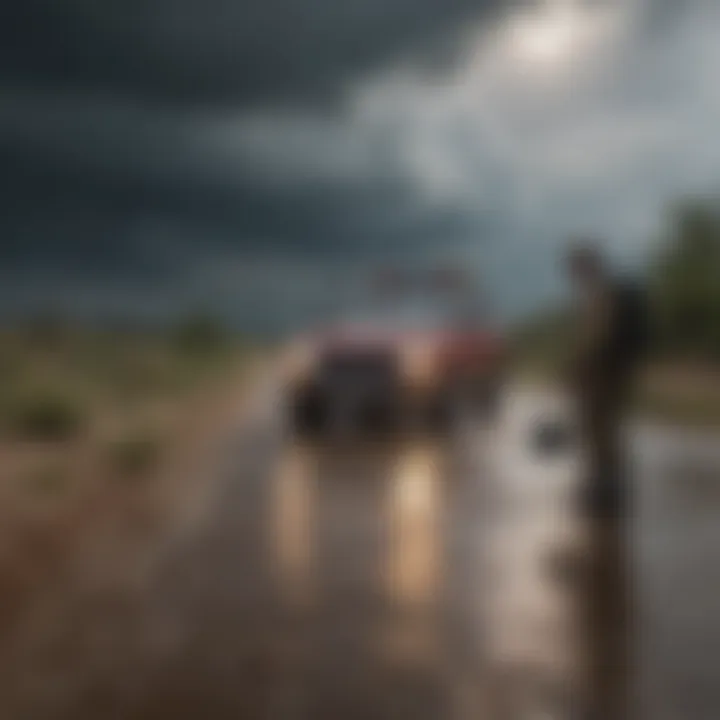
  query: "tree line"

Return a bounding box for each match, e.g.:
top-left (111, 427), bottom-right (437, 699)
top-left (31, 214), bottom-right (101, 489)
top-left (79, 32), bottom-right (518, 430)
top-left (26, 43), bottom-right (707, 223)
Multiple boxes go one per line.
top-left (649, 199), bottom-right (720, 360)
top-left (513, 197), bottom-right (720, 369)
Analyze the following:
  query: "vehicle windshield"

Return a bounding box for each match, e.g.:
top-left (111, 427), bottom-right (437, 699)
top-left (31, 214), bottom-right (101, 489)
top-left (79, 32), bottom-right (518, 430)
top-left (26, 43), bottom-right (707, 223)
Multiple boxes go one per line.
top-left (340, 296), bottom-right (485, 333)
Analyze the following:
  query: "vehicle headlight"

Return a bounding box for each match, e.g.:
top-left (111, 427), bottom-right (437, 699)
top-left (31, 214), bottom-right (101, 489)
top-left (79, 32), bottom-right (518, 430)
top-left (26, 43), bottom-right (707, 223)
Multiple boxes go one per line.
top-left (283, 341), bottom-right (316, 387)
top-left (403, 347), bottom-right (437, 387)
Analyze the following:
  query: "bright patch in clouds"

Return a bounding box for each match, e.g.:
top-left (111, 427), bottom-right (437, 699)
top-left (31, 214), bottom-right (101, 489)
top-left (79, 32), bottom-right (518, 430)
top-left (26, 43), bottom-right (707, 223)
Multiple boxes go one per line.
top-left (346, 0), bottom-right (643, 214)
top-left (509, 1), bottom-right (580, 66)
top-left (504, 0), bottom-right (629, 70)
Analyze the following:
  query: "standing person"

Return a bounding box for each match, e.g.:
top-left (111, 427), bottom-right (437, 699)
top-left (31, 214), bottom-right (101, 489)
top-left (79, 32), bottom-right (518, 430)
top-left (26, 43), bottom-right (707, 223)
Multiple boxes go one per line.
top-left (564, 241), bottom-right (649, 720)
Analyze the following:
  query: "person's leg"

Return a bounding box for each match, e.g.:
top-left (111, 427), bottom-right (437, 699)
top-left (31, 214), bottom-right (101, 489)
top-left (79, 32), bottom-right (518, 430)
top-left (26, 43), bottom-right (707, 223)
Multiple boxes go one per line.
top-left (582, 519), bottom-right (630, 719)
top-left (579, 381), bottom-right (632, 719)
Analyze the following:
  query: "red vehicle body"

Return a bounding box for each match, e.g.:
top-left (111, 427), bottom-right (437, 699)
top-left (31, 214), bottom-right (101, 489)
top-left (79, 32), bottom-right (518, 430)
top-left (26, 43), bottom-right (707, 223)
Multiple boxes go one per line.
top-left (284, 306), bottom-right (506, 436)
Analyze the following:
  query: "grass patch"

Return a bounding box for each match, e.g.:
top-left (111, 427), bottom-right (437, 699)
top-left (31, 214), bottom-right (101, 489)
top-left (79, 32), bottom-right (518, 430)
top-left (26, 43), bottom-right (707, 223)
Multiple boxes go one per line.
top-left (2, 388), bottom-right (86, 442)
top-left (22, 461), bottom-right (71, 495)
top-left (634, 381), bottom-right (720, 428)
top-left (0, 323), bottom-right (257, 476)
top-left (106, 431), bottom-right (162, 479)
top-left (172, 315), bottom-right (229, 358)
top-left (0, 326), bottom-right (253, 416)
top-left (512, 358), bottom-right (720, 428)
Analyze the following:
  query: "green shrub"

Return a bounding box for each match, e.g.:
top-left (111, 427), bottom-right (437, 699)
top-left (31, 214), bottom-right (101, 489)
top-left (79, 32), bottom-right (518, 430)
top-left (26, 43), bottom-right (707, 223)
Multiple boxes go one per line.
top-left (4, 389), bottom-right (86, 441)
top-left (107, 432), bottom-right (161, 479)
top-left (172, 314), bottom-right (227, 356)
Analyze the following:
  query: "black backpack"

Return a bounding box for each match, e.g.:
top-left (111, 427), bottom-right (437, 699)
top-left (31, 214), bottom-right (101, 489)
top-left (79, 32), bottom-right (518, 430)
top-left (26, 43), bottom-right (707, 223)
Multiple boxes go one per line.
top-left (608, 280), bottom-right (650, 367)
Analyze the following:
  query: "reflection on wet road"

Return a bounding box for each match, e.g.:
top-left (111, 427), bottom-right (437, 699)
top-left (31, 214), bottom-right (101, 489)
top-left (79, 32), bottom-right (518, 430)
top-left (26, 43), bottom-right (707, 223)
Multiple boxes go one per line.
top-left (634, 425), bottom-right (720, 720)
top-left (270, 445), bottom-right (316, 608)
top-left (266, 439), bottom-right (472, 719)
top-left (1, 387), bottom-right (720, 719)
top-left (386, 445), bottom-right (442, 615)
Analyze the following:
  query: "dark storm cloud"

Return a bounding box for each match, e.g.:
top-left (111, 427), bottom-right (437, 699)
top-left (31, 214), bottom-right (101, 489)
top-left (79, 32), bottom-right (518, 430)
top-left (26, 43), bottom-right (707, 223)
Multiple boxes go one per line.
top-left (1, 0), bottom-right (502, 107)
top-left (1, 0), bottom-right (718, 325)
top-left (0, 144), bottom-right (473, 272)
top-left (0, 109), bottom-right (488, 299)
top-left (0, 0), bottom-right (507, 319)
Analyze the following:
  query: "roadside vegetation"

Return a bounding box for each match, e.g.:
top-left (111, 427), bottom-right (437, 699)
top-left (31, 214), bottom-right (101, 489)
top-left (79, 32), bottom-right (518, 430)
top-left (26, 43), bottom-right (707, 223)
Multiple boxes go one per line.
top-left (0, 314), bottom-right (261, 492)
top-left (0, 314), bottom-right (264, 628)
top-left (512, 198), bottom-right (720, 427)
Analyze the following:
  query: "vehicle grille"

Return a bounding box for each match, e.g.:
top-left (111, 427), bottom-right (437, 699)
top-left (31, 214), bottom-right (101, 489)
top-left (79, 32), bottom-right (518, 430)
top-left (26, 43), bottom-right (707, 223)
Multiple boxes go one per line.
top-left (319, 350), bottom-right (399, 389)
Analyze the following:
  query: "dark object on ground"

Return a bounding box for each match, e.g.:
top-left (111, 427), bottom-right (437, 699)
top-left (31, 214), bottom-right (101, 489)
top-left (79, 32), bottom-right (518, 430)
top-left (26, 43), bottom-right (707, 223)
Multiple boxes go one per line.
top-left (533, 416), bottom-right (576, 455)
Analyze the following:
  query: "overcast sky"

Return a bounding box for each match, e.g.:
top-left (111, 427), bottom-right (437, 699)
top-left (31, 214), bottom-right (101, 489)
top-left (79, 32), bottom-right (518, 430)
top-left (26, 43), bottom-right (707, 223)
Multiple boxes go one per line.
top-left (1, 0), bottom-right (719, 328)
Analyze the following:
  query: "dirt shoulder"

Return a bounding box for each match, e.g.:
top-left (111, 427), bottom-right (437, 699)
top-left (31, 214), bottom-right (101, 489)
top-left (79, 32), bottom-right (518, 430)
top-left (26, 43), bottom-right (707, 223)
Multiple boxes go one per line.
top-left (634, 362), bottom-right (720, 428)
top-left (514, 361), bottom-right (720, 429)
top-left (0, 343), bottom-right (268, 641)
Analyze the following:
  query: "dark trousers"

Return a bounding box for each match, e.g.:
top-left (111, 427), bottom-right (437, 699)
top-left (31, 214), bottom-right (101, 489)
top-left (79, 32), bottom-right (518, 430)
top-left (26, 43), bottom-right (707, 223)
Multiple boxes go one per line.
top-left (578, 369), bottom-right (632, 519)
top-left (579, 519), bottom-right (631, 720)
top-left (577, 371), bottom-right (634, 719)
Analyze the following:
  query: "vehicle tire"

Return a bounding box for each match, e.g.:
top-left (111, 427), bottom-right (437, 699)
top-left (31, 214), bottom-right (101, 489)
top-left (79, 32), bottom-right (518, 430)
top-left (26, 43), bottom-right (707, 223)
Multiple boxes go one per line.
top-left (427, 390), bottom-right (457, 436)
top-left (358, 398), bottom-right (399, 436)
top-left (290, 392), bottom-right (326, 438)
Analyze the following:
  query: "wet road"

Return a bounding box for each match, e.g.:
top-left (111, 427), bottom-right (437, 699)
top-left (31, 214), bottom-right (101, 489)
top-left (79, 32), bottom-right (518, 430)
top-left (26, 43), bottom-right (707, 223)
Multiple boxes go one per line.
top-left (1, 384), bottom-right (720, 719)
